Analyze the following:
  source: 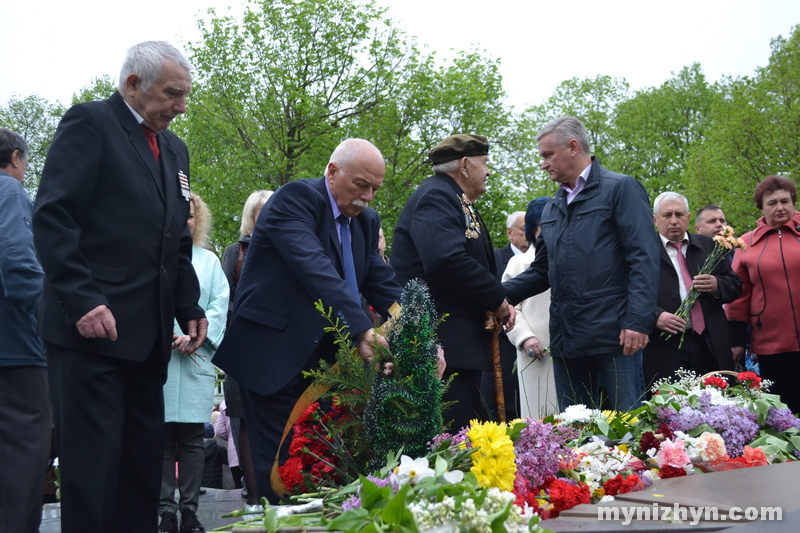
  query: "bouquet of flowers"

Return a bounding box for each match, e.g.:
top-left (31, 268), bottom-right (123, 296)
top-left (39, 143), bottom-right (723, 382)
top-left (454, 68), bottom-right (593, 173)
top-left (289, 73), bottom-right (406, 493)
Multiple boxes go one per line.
top-left (666, 225), bottom-right (746, 347)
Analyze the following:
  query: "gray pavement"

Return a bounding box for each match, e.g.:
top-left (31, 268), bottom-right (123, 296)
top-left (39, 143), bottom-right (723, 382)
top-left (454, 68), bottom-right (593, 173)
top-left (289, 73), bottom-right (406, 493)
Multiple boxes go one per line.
top-left (39, 489), bottom-right (251, 532)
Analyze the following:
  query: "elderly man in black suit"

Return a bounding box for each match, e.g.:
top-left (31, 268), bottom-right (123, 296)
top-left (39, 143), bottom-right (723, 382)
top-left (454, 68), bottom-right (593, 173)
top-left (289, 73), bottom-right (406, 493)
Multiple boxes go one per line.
top-left (391, 134), bottom-right (515, 432)
top-left (213, 138), bottom-right (402, 506)
top-left (643, 192), bottom-right (742, 388)
top-left (33, 41), bottom-right (208, 533)
top-left (494, 211), bottom-right (528, 276)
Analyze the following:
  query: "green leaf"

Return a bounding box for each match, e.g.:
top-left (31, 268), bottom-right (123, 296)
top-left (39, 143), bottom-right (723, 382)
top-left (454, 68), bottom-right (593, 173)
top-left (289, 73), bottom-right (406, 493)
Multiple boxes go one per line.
top-left (488, 500), bottom-right (512, 533)
top-left (381, 483), bottom-right (416, 528)
top-left (754, 398), bottom-right (771, 425)
top-left (326, 507), bottom-right (370, 531)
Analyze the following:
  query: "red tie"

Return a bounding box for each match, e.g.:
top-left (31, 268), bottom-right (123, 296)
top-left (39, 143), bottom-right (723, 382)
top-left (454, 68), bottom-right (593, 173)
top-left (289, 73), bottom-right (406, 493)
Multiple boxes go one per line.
top-left (141, 126), bottom-right (160, 161)
top-left (669, 241), bottom-right (706, 334)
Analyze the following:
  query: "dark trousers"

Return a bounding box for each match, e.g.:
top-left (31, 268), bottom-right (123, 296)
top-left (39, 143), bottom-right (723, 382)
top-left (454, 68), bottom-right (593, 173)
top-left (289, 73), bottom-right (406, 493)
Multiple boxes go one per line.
top-left (0, 366), bottom-right (51, 533)
top-left (758, 351), bottom-right (800, 415)
top-left (159, 422), bottom-right (205, 514)
top-left (47, 342), bottom-right (167, 533)
top-left (240, 342), bottom-right (335, 505)
top-left (442, 368), bottom-right (490, 433)
top-left (479, 332), bottom-right (520, 421)
top-left (240, 370), bottom-right (308, 505)
top-left (678, 329), bottom-right (719, 377)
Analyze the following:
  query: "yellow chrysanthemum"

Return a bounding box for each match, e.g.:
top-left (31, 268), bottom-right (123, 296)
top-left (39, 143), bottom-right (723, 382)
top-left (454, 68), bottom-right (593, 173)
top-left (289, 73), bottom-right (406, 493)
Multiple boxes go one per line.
top-left (471, 454), bottom-right (517, 492)
top-left (467, 420), bottom-right (512, 456)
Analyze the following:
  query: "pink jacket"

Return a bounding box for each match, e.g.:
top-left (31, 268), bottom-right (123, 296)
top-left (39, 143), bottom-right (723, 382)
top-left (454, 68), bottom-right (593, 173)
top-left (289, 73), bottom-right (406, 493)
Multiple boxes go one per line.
top-left (726, 211), bottom-right (800, 354)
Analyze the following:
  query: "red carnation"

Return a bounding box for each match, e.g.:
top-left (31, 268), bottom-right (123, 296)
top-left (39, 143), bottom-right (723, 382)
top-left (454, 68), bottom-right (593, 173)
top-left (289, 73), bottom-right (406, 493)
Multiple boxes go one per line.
top-left (737, 372), bottom-right (762, 388)
top-left (279, 456), bottom-right (305, 491)
top-left (639, 431), bottom-right (660, 453)
top-left (703, 376), bottom-right (728, 389)
top-left (602, 474), bottom-right (643, 496)
top-left (548, 479), bottom-right (591, 513)
top-left (659, 465), bottom-right (687, 479)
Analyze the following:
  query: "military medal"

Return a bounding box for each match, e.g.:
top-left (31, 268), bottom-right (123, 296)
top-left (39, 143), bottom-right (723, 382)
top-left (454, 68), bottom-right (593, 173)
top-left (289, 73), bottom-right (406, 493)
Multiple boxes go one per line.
top-left (178, 171), bottom-right (190, 201)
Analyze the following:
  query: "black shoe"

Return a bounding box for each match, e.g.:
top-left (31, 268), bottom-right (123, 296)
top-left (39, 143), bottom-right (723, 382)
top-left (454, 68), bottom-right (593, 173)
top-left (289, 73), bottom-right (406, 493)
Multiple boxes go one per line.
top-left (180, 509), bottom-right (205, 533)
top-left (158, 512), bottom-right (178, 533)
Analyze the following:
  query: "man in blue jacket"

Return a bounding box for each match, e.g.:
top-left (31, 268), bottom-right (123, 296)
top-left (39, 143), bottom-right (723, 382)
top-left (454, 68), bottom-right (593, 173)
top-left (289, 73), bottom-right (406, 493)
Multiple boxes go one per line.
top-left (213, 138), bottom-right (402, 505)
top-left (0, 128), bottom-right (51, 532)
top-left (503, 116), bottom-right (659, 412)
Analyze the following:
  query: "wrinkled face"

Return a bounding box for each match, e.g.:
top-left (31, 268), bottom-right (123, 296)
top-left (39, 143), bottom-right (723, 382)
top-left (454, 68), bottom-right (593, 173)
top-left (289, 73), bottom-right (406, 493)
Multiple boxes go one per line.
top-left (327, 155), bottom-right (385, 218)
top-left (507, 214), bottom-right (528, 251)
top-left (761, 188), bottom-right (795, 228)
top-left (126, 60), bottom-right (191, 133)
top-left (187, 199), bottom-right (196, 236)
top-left (694, 209), bottom-right (726, 236)
top-left (461, 155), bottom-right (491, 201)
top-left (539, 133), bottom-right (576, 186)
top-left (654, 198), bottom-right (690, 241)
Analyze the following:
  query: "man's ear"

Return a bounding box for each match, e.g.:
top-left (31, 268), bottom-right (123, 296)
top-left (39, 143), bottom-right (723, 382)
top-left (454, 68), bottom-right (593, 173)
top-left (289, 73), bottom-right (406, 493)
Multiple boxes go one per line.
top-left (124, 73), bottom-right (140, 95)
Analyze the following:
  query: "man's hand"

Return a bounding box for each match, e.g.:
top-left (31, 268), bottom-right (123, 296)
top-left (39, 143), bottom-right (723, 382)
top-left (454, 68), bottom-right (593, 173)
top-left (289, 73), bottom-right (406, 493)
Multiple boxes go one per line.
top-left (76, 305), bottom-right (118, 341)
top-left (656, 312), bottom-right (686, 335)
top-left (435, 345), bottom-right (446, 379)
top-left (523, 336), bottom-right (545, 360)
top-left (181, 318), bottom-right (209, 354)
top-left (692, 274), bottom-right (718, 294)
top-left (172, 333), bottom-right (192, 352)
top-left (493, 299), bottom-right (516, 332)
top-left (356, 328), bottom-right (388, 364)
top-left (619, 329), bottom-right (648, 355)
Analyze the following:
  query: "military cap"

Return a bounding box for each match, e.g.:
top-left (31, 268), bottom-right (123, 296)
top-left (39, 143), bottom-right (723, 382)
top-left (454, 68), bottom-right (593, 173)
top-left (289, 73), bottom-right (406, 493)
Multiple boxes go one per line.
top-left (428, 134), bottom-right (490, 165)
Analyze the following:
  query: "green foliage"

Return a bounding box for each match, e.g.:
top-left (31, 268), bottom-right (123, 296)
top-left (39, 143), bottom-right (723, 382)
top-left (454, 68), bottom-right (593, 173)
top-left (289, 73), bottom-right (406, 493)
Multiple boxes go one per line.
top-left (609, 63), bottom-right (716, 195)
top-left (0, 94), bottom-right (65, 197)
top-left (71, 75), bottom-right (116, 105)
top-left (365, 280), bottom-right (446, 460)
top-left (684, 25), bottom-right (800, 231)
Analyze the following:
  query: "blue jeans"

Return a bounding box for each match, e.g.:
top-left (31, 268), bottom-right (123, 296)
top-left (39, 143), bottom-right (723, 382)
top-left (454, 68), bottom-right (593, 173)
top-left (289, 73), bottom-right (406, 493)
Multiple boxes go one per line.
top-left (553, 351), bottom-right (645, 412)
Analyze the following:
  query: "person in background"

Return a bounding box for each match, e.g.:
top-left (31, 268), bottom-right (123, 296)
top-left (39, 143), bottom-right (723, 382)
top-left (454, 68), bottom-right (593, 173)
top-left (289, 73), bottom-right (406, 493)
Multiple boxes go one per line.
top-left (503, 197), bottom-right (558, 418)
top-left (158, 192), bottom-right (229, 533)
top-left (726, 176), bottom-right (800, 414)
top-left (0, 127), bottom-right (52, 533)
top-left (694, 205), bottom-right (728, 237)
top-left (220, 190), bottom-right (272, 512)
top-left (643, 192), bottom-right (741, 389)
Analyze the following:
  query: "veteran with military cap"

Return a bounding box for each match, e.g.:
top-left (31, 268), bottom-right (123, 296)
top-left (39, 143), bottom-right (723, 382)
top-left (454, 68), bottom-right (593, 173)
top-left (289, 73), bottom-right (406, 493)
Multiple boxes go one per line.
top-left (391, 134), bottom-right (515, 432)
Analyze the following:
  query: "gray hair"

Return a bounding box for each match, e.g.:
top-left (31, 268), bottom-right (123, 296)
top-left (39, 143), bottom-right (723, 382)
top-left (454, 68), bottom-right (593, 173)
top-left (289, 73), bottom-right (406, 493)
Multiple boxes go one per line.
top-left (653, 191), bottom-right (690, 215)
top-left (118, 41), bottom-right (192, 93)
top-left (328, 138), bottom-right (383, 173)
top-left (0, 127), bottom-right (28, 167)
top-left (432, 156), bottom-right (478, 176)
top-left (506, 211), bottom-right (525, 229)
top-left (239, 190), bottom-right (274, 236)
top-left (536, 116), bottom-right (591, 155)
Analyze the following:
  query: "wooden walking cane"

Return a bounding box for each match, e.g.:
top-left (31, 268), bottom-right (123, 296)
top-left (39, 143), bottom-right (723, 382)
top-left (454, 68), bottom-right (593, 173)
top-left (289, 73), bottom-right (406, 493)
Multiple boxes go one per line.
top-left (488, 312), bottom-right (506, 422)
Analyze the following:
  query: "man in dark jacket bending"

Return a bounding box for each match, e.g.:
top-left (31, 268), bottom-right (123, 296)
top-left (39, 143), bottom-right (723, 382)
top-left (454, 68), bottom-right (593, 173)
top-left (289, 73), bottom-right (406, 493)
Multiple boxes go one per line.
top-left (503, 116), bottom-right (660, 412)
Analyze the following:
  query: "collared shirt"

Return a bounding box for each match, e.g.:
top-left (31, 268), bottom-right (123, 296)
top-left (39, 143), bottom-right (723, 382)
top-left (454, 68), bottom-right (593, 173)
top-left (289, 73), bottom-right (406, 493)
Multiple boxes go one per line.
top-left (324, 177), bottom-right (346, 244)
top-left (562, 163), bottom-right (592, 205)
top-left (510, 243), bottom-right (525, 256)
top-left (660, 233), bottom-right (691, 330)
top-left (124, 100), bottom-right (148, 127)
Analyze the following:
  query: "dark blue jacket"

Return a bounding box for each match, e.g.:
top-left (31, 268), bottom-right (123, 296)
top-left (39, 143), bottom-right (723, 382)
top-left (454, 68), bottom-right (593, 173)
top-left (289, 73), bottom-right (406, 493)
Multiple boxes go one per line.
top-left (0, 171), bottom-right (45, 367)
top-left (213, 177), bottom-right (401, 396)
top-left (504, 158), bottom-right (660, 358)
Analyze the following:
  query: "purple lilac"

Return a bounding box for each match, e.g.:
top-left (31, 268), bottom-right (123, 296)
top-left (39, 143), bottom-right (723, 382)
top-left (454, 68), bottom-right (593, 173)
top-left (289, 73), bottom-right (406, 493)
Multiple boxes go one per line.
top-left (342, 495), bottom-right (362, 511)
top-left (659, 404), bottom-right (759, 458)
top-left (514, 418), bottom-right (578, 489)
top-left (765, 407), bottom-right (800, 432)
top-left (366, 475), bottom-right (390, 488)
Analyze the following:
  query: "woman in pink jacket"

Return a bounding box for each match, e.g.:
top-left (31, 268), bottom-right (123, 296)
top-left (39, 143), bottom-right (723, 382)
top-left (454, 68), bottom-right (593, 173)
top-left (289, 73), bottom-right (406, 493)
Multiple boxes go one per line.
top-left (726, 175), bottom-right (800, 414)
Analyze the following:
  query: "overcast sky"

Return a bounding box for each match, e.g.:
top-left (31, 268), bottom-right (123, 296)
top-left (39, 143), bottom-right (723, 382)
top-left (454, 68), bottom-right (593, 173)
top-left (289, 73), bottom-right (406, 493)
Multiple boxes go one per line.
top-left (2, 0), bottom-right (799, 110)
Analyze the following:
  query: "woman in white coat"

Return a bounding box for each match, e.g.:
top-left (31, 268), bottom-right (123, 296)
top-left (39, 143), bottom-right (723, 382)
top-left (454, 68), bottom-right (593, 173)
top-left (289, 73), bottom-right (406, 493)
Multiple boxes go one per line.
top-left (503, 197), bottom-right (558, 419)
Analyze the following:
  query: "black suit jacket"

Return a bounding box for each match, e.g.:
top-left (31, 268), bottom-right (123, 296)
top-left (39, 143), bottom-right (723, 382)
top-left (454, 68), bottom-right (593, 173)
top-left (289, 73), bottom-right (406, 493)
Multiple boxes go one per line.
top-left (33, 91), bottom-right (203, 361)
top-left (643, 232), bottom-right (742, 383)
top-left (494, 244), bottom-right (514, 278)
top-left (391, 173), bottom-right (505, 371)
top-left (212, 177), bottom-right (401, 396)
